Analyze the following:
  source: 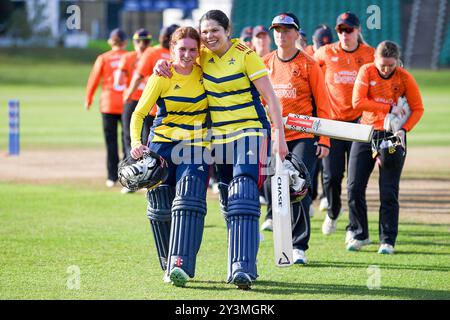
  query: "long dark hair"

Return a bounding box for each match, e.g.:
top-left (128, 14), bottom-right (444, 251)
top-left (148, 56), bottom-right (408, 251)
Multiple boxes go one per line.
top-left (199, 10), bottom-right (231, 33)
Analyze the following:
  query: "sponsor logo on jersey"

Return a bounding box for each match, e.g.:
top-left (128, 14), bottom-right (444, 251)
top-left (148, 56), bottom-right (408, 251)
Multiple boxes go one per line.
top-left (333, 70), bottom-right (358, 84)
top-left (208, 57), bottom-right (215, 63)
top-left (273, 83), bottom-right (297, 98)
top-left (228, 58), bottom-right (235, 65)
top-left (374, 97), bottom-right (394, 104)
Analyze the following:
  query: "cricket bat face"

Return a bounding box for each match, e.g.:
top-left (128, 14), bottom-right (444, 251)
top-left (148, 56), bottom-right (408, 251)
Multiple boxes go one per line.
top-left (271, 155), bottom-right (294, 267)
top-left (284, 114), bottom-right (374, 143)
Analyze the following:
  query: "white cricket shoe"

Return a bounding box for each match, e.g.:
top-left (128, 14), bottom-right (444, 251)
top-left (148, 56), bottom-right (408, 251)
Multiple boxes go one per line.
top-left (162, 272), bottom-right (171, 284)
top-left (105, 179), bottom-right (116, 188)
top-left (293, 249), bottom-right (308, 265)
top-left (378, 243), bottom-right (395, 254)
top-left (345, 230), bottom-right (356, 244)
top-left (322, 215), bottom-right (338, 235)
top-left (346, 238), bottom-right (370, 251)
top-left (170, 267), bottom-right (189, 287)
top-left (319, 197), bottom-right (328, 212)
top-left (120, 187), bottom-right (135, 194)
top-left (260, 219), bottom-right (273, 231)
top-left (309, 205), bottom-right (315, 218)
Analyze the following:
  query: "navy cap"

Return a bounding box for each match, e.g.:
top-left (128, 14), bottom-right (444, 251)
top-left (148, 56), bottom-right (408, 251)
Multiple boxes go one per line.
top-left (313, 25), bottom-right (333, 47)
top-left (240, 26), bottom-right (253, 40)
top-left (133, 28), bottom-right (152, 41)
top-left (109, 28), bottom-right (127, 42)
top-left (299, 29), bottom-right (307, 38)
top-left (336, 11), bottom-right (360, 28)
top-left (252, 25), bottom-right (269, 37)
top-left (270, 13), bottom-right (300, 31)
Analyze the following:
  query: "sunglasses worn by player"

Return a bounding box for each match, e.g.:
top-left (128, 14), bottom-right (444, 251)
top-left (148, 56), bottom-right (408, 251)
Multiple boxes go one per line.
top-left (336, 26), bottom-right (355, 34)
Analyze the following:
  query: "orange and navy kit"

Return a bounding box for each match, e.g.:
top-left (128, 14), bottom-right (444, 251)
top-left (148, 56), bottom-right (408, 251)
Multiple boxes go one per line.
top-left (263, 50), bottom-right (331, 147)
top-left (118, 51), bottom-right (147, 101)
top-left (352, 63), bottom-right (424, 131)
top-left (85, 49), bottom-right (127, 114)
top-left (314, 42), bottom-right (375, 121)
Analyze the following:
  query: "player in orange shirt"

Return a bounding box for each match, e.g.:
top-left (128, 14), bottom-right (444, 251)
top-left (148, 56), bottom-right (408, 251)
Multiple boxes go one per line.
top-left (304, 24), bottom-right (334, 58)
top-left (251, 25), bottom-right (271, 57)
top-left (346, 41), bottom-right (424, 254)
top-left (261, 13), bottom-right (331, 264)
top-left (313, 12), bottom-right (375, 236)
top-left (85, 28), bottom-right (128, 188)
top-left (123, 24), bottom-right (179, 146)
top-left (116, 29), bottom-right (152, 193)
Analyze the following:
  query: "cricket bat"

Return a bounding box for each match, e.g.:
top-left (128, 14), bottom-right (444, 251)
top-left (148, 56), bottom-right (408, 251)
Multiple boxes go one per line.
top-left (271, 153), bottom-right (294, 267)
top-left (283, 114), bottom-right (374, 143)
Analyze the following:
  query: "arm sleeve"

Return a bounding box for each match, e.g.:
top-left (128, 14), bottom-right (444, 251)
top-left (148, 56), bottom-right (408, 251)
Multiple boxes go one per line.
top-left (245, 51), bottom-right (268, 81)
top-left (130, 75), bottom-right (165, 148)
top-left (309, 61), bottom-right (331, 147)
top-left (313, 47), bottom-right (326, 73)
top-left (85, 56), bottom-right (103, 105)
top-left (136, 50), bottom-right (153, 78)
top-left (402, 73), bottom-right (424, 132)
top-left (352, 67), bottom-right (391, 113)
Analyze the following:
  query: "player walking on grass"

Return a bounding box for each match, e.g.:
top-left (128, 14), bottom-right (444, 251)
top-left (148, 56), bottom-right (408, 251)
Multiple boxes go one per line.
top-left (313, 12), bottom-right (375, 237)
top-left (85, 29), bottom-right (128, 188)
top-left (155, 9), bottom-right (288, 290)
top-left (115, 29), bottom-right (152, 193)
top-left (129, 27), bottom-right (210, 288)
top-left (124, 25), bottom-right (179, 150)
top-left (260, 13), bottom-right (331, 264)
top-left (346, 41), bottom-right (424, 253)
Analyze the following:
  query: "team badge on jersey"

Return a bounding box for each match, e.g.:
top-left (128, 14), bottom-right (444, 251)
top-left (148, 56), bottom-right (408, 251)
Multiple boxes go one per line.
top-left (370, 81), bottom-right (377, 86)
top-left (356, 57), bottom-right (364, 66)
top-left (331, 56), bottom-right (339, 62)
top-left (174, 84), bottom-right (181, 90)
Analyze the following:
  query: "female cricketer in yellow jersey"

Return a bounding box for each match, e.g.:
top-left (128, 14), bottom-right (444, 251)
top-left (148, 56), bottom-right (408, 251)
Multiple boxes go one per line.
top-left (155, 10), bottom-right (288, 290)
top-left (129, 27), bottom-right (209, 287)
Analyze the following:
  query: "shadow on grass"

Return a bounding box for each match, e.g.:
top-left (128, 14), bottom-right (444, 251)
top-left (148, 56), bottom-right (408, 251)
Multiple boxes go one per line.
top-left (251, 280), bottom-right (450, 299)
top-left (306, 260), bottom-right (450, 272)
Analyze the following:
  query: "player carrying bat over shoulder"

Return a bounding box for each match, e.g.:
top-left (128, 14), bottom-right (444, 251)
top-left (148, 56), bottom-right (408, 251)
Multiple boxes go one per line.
top-left (261, 12), bottom-right (331, 265)
top-left (313, 11), bottom-right (375, 237)
top-left (346, 40), bottom-right (424, 254)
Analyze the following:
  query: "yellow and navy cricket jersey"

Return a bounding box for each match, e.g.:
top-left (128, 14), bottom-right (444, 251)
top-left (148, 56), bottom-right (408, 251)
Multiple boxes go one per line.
top-left (200, 39), bottom-right (270, 144)
top-left (130, 64), bottom-right (208, 147)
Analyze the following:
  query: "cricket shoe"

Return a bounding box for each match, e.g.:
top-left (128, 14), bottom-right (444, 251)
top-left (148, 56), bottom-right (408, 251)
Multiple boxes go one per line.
top-left (162, 272), bottom-right (171, 284)
top-left (346, 238), bottom-right (370, 252)
top-left (105, 179), bottom-right (116, 188)
top-left (378, 243), bottom-right (395, 255)
top-left (170, 267), bottom-right (189, 287)
top-left (260, 218), bottom-right (273, 232)
top-left (309, 205), bottom-right (315, 218)
top-left (293, 249), bottom-right (308, 265)
top-left (319, 197), bottom-right (328, 212)
top-left (345, 230), bottom-right (356, 244)
top-left (232, 272), bottom-right (252, 290)
top-left (322, 215), bottom-right (338, 235)
top-left (120, 187), bottom-right (135, 194)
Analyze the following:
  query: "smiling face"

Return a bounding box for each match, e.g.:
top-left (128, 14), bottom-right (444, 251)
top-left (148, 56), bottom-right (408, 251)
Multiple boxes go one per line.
top-left (200, 19), bottom-right (230, 55)
top-left (171, 37), bottom-right (199, 70)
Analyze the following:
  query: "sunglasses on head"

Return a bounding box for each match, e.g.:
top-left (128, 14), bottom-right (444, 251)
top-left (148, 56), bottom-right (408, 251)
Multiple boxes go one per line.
top-left (336, 26), bottom-right (355, 34)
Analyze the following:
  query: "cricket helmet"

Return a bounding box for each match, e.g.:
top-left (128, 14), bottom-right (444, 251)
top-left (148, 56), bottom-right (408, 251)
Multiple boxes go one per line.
top-left (118, 151), bottom-right (169, 191)
top-left (372, 134), bottom-right (405, 170)
top-left (284, 152), bottom-right (311, 203)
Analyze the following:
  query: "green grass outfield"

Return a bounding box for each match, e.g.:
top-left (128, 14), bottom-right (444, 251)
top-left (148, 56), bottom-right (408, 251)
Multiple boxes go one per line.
top-left (0, 47), bottom-right (449, 300)
top-left (0, 183), bottom-right (449, 300)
